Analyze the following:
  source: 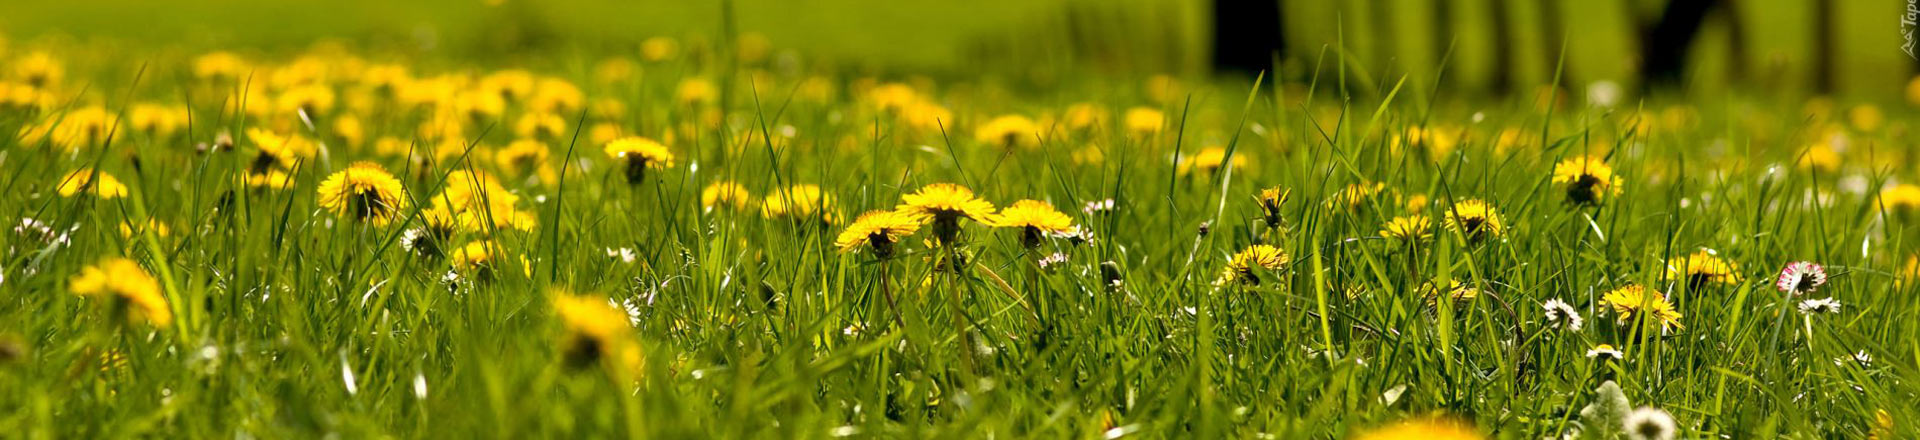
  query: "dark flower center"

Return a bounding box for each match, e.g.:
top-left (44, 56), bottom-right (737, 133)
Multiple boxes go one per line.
top-left (1566, 175), bottom-right (1602, 204)
top-left (624, 156), bottom-right (649, 183)
top-left (867, 233), bottom-right (895, 259)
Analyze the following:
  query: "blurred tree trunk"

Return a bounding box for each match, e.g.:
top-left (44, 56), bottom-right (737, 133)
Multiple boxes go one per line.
top-left (1813, 0), bottom-right (1833, 93)
top-left (1723, 0), bottom-right (1748, 84)
top-left (1487, 0), bottom-right (1511, 92)
top-left (1211, 0), bottom-right (1286, 75)
top-left (1640, 0), bottom-right (1718, 88)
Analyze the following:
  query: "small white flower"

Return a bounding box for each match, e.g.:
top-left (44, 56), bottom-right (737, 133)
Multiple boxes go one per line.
top-left (1050, 225), bottom-right (1094, 244)
top-left (606, 247), bottom-right (637, 264)
top-left (400, 229), bottom-right (424, 252)
top-left (1037, 252), bottom-right (1069, 271)
top-left (13, 217), bottom-right (72, 247)
top-left (1797, 297), bottom-right (1842, 315)
top-left (1833, 350), bottom-right (1872, 367)
top-left (1586, 345), bottom-right (1623, 361)
top-left (1622, 406), bottom-right (1677, 440)
top-left (1542, 298), bottom-right (1584, 331)
top-left (1082, 199), bottom-right (1115, 215)
top-left (1775, 261), bottom-right (1827, 294)
top-left (608, 297), bottom-right (642, 326)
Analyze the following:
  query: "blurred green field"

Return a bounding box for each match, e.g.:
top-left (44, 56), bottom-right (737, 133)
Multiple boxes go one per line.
top-left (4, 0), bottom-right (1913, 98)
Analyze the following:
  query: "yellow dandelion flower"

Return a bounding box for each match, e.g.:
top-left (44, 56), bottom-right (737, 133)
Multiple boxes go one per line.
top-left (57, 168), bottom-right (130, 199)
top-left (1391, 125), bottom-right (1463, 161)
top-left (1795, 145), bottom-right (1841, 174)
top-left (481, 69), bottom-right (536, 102)
top-left (1666, 250), bottom-right (1739, 289)
top-left (676, 78), bottom-right (717, 106)
top-left (586, 123), bottom-right (624, 146)
top-left (973, 114), bottom-right (1041, 149)
top-left (1062, 103), bottom-right (1106, 131)
top-left (530, 77), bottom-right (585, 113)
top-left (496, 139), bottom-right (556, 184)
top-left (69, 258), bottom-right (171, 328)
top-left (604, 136), bottom-right (674, 184)
top-left (1552, 156), bottom-right (1622, 204)
top-left (1381, 215), bottom-right (1432, 242)
top-left (1870, 409), bottom-right (1895, 440)
top-left (1876, 184), bottom-right (1920, 219)
top-left (275, 84), bottom-right (336, 115)
top-left (834, 210), bottom-right (923, 257)
top-left (898, 101), bottom-right (953, 131)
top-left (1601, 284), bottom-right (1684, 332)
top-left (128, 103), bottom-right (185, 137)
top-left (552, 290), bottom-right (643, 375)
top-left (11, 52), bottom-right (64, 88)
top-left (1217, 244), bottom-right (1290, 286)
top-left (590, 98), bottom-right (628, 120)
top-left (1353, 417), bottom-right (1484, 440)
top-left (430, 170), bottom-right (536, 232)
top-left (1442, 199), bottom-right (1506, 241)
top-left (247, 128), bottom-right (317, 171)
top-left (117, 219), bottom-right (171, 239)
top-left (898, 183), bottom-right (996, 242)
top-left (864, 83), bottom-right (920, 112)
top-left (1420, 279), bottom-right (1483, 305)
top-left (332, 113), bottom-right (366, 148)
top-left (1326, 181), bottom-right (1388, 211)
top-left (761, 184), bottom-right (838, 224)
top-left (21, 106), bottom-right (120, 150)
top-left (1178, 146), bottom-right (1247, 176)
top-left (316, 163), bottom-right (409, 225)
top-left (1070, 144), bottom-right (1105, 165)
top-left (451, 241), bottom-right (521, 279)
top-left (1404, 193), bottom-right (1430, 214)
top-left (1255, 187), bottom-right (1289, 228)
top-left (244, 170), bottom-right (295, 190)
top-left (641, 37), bottom-right (680, 62)
top-left (1123, 107), bottom-right (1163, 136)
top-left (359, 63), bottom-right (410, 92)
top-left (700, 181), bottom-right (753, 210)
top-left (993, 199), bottom-right (1074, 248)
top-left (1851, 104), bottom-right (1884, 132)
top-left (514, 112), bottom-right (567, 139)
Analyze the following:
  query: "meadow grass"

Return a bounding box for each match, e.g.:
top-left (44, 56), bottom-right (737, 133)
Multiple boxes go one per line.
top-left (0, 32), bottom-right (1915, 439)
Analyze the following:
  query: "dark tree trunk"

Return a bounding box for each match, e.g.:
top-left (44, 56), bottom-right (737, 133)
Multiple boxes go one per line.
top-left (1211, 0), bottom-right (1285, 75)
top-left (1641, 0), bottom-right (1720, 89)
top-left (1813, 0), bottom-right (1834, 93)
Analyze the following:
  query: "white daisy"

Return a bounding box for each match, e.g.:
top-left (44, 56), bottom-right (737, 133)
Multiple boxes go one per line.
top-left (1622, 407), bottom-right (1678, 440)
top-left (1543, 298), bottom-right (1584, 331)
top-left (1797, 297), bottom-right (1842, 315)
top-left (1586, 344), bottom-right (1623, 361)
top-left (1775, 261), bottom-right (1827, 294)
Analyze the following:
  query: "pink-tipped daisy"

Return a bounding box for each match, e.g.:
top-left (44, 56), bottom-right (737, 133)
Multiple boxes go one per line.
top-left (1775, 261), bottom-right (1827, 294)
